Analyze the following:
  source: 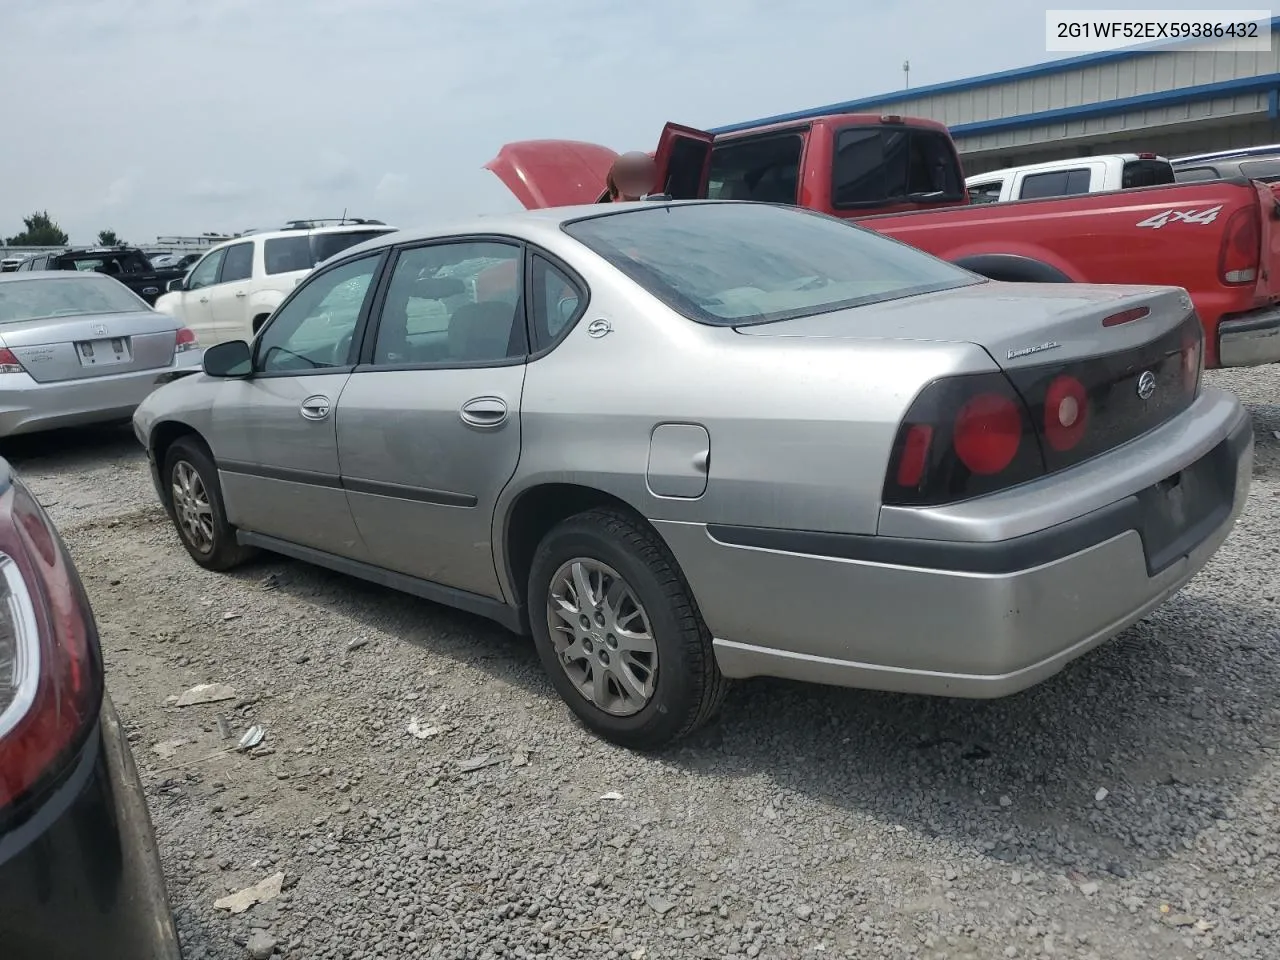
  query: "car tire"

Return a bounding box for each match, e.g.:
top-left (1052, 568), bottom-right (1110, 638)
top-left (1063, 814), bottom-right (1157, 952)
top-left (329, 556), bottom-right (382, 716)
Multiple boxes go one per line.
top-left (528, 508), bottom-right (729, 750)
top-left (162, 436), bottom-right (255, 571)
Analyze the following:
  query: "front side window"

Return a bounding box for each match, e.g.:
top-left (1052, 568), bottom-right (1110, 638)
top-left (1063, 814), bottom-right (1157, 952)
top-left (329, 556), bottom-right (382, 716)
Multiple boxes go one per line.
top-left (187, 249), bottom-right (225, 290)
top-left (831, 126), bottom-right (963, 208)
top-left (1239, 158), bottom-right (1280, 182)
top-left (708, 134), bottom-right (804, 205)
top-left (563, 202), bottom-right (979, 326)
top-left (220, 241), bottom-right (254, 283)
top-left (372, 241), bottom-right (524, 366)
top-left (1018, 168), bottom-right (1091, 199)
top-left (0, 275), bottom-right (147, 323)
top-left (256, 253), bottom-right (381, 373)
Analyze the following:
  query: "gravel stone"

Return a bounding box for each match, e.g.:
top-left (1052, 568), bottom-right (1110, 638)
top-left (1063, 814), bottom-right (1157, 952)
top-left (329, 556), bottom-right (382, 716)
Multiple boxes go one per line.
top-left (15, 371), bottom-right (1280, 960)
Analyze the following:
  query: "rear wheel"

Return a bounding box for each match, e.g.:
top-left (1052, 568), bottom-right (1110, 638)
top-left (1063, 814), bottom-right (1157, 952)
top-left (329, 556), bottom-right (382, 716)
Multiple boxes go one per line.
top-left (162, 437), bottom-right (255, 571)
top-left (528, 508), bottom-right (728, 750)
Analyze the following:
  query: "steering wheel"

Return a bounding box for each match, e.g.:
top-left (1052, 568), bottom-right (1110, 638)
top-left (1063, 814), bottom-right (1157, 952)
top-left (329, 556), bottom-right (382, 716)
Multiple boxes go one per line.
top-left (332, 331), bottom-right (353, 366)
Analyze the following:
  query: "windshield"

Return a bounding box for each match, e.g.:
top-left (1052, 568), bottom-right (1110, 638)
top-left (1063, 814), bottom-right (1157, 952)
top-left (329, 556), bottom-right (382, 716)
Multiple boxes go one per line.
top-left (0, 276), bottom-right (147, 323)
top-left (562, 202), bottom-right (980, 325)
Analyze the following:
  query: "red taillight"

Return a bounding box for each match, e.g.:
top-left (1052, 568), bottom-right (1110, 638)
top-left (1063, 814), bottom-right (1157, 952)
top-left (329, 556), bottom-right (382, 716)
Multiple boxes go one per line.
top-left (0, 478), bottom-right (101, 811)
top-left (1182, 329), bottom-right (1203, 394)
top-left (174, 327), bottom-right (199, 353)
top-left (1218, 206), bottom-right (1260, 285)
top-left (895, 425), bottom-right (933, 487)
top-left (952, 393), bottom-right (1023, 475)
top-left (1102, 306), bottom-right (1150, 327)
top-left (0, 348), bottom-right (24, 374)
top-left (1042, 375), bottom-right (1089, 452)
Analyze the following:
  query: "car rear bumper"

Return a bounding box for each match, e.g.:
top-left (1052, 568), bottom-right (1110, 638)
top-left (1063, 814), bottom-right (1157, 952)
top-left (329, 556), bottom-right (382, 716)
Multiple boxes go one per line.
top-left (0, 354), bottom-right (202, 438)
top-left (654, 387), bottom-right (1253, 698)
top-left (0, 694), bottom-right (181, 960)
top-left (1217, 304), bottom-right (1280, 367)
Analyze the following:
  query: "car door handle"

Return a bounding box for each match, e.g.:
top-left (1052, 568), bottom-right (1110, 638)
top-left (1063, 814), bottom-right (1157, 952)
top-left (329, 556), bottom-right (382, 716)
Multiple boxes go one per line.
top-left (459, 396), bottom-right (508, 428)
top-left (300, 395), bottom-right (331, 420)
top-left (199, 296), bottom-right (209, 303)
top-left (235, 291), bottom-right (247, 298)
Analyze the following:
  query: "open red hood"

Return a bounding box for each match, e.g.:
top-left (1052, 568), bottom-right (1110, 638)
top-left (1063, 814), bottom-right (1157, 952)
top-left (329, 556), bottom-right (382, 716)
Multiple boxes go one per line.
top-left (485, 140), bottom-right (618, 209)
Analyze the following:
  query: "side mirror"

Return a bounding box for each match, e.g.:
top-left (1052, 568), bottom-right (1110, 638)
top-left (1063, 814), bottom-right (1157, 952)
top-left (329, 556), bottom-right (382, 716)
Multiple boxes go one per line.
top-left (202, 339), bottom-right (253, 378)
top-left (167, 278), bottom-right (185, 293)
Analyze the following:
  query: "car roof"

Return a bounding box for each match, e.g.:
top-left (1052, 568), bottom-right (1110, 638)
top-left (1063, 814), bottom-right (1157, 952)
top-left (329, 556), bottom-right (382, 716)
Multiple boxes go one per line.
top-left (321, 199), bottom-right (725, 262)
top-left (0, 269), bottom-right (126, 284)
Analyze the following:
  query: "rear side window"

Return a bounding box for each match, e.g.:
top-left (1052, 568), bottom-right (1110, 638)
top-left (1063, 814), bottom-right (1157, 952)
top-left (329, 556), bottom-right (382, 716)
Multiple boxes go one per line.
top-left (1018, 168), bottom-right (1092, 199)
top-left (1174, 165), bottom-right (1220, 182)
top-left (1239, 158), bottom-right (1280, 182)
top-left (312, 229), bottom-right (396, 265)
top-left (220, 241), bottom-right (254, 283)
top-left (709, 134), bottom-right (804, 205)
top-left (967, 181), bottom-right (1003, 203)
top-left (1122, 159), bottom-right (1175, 188)
top-left (263, 236), bottom-right (314, 275)
top-left (831, 126), bottom-right (963, 208)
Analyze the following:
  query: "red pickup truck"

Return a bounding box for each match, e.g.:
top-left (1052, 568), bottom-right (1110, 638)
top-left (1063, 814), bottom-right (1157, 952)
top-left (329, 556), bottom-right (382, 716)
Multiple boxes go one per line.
top-left (488, 114), bottom-right (1280, 369)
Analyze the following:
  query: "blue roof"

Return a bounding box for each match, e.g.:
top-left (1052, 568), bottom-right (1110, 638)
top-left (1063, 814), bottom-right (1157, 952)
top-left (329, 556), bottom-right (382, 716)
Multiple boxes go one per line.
top-left (708, 16), bottom-right (1280, 135)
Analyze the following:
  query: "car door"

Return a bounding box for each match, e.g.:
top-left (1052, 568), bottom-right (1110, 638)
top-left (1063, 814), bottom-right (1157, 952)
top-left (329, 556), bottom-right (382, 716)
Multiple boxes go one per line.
top-left (652, 122), bottom-right (715, 199)
top-left (334, 237), bottom-right (529, 600)
top-left (178, 248), bottom-right (225, 343)
top-left (208, 240), bottom-right (255, 343)
top-left (210, 250), bottom-right (386, 558)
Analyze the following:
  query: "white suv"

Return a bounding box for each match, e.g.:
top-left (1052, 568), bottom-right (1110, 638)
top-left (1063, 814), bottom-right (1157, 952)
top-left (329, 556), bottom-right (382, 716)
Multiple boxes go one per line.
top-left (152, 220), bottom-right (398, 346)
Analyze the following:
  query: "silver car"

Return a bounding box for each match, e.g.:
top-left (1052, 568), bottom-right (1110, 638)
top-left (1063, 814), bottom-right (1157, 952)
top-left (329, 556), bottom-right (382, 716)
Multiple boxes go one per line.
top-left (0, 271), bottom-right (203, 437)
top-left (131, 200), bottom-right (1252, 750)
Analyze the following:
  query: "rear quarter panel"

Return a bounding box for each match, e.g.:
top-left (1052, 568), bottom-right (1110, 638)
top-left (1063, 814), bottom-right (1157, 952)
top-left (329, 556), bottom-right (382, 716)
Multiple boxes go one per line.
top-left (854, 179), bottom-right (1269, 366)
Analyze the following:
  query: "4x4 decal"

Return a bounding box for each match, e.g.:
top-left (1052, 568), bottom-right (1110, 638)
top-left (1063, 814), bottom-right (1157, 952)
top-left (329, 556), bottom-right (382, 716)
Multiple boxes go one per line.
top-left (1135, 205), bottom-right (1224, 229)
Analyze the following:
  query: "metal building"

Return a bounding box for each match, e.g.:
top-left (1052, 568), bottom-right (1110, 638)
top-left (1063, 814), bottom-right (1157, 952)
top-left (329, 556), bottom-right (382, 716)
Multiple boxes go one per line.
top-left (709, 18), bottom-right (1280, 174)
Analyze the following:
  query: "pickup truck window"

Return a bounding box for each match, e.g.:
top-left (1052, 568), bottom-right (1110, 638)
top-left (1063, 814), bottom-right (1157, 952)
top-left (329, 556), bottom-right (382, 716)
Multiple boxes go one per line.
top-left (1240, 158), bottom-right (1280, 182)
top-left (563, 202), bottom-right (978, 327)
top-left (831, 126), bottom-right (962, 209)
top-left (1122, 159), bottom-right (1175, 188)
top-left (220, 241), bottom-right (254, 283)
top-left (709, 134), bottom-right (804, 205)
top-left (968, 181), bottom-right (1003, 204)
top-left (1018, 168), bottom-right (1091, 200)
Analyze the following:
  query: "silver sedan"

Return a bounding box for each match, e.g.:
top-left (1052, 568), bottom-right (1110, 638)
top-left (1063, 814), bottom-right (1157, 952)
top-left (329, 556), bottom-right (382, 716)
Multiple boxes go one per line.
top-left (0, 271), bottom-right (203, 438)
top-left (132, 200), bottom-right (1252, 750)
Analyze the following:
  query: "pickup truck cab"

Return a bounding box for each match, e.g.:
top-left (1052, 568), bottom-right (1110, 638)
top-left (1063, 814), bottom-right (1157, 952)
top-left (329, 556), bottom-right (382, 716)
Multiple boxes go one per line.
top-left (965, 153), bottom-right (1174, 204)
top-left (491, 115), bottom-right (1280, 369)
top-left (12, 246), bottom-right (185, 305)
top-left (152, 220), bottom-right (398, 346)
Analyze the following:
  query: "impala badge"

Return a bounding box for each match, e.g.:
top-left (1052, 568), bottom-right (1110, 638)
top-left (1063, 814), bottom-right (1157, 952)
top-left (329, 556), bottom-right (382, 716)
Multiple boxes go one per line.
top-left (1007, 340), bottom-right (1060, 361)
top-left (587, 318), bottom-right (612, 339)
top-left (91, 323), bottom-right (108, 337)
top-left (1137, 370), bottom-right (1156, 400)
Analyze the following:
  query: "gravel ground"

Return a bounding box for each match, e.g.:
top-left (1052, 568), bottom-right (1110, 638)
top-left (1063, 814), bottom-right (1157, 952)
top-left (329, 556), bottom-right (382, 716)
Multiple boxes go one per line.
top-left (4, 366), bottom-right (1279, 960)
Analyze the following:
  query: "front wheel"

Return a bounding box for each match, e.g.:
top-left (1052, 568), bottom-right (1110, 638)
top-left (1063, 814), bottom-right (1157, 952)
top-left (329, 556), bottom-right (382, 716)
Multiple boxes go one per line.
top-left (162, 436), bottom-right (255, 571)
top-left (528, 508), bottom-right (728, 750)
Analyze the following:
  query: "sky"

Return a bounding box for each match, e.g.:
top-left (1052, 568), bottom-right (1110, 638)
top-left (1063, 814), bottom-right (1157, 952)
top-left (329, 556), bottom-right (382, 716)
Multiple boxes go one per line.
top-left (0, 0), bottom-right (1234, 244)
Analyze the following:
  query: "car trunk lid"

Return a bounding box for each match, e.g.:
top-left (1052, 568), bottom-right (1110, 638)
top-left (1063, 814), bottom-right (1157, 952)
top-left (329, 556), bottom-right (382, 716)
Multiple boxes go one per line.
top-left (736, 281), bottom-right (1204, 471)
top-left (0, 311), bottom-right (179, 383)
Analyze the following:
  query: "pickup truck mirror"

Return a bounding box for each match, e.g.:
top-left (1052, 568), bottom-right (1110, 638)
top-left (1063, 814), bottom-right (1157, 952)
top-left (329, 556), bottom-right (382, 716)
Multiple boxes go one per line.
top-left (202, 340), bottom-right (253, 378)
top-left (167, 278), bottom-right (185, 293)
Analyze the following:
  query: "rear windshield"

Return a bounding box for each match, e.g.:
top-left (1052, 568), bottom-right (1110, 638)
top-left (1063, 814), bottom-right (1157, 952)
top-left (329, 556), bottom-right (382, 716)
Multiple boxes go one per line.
top-left (831, 126), bottom-right (964, 208)
top-left (0, 276), bottom-right (146, 323)
top-left (563, 202), bottom-right (979, 326)
top-left (1122, 159), bottom-right (1176, 188)
top-left (61, 251), bottom-right (153, 274)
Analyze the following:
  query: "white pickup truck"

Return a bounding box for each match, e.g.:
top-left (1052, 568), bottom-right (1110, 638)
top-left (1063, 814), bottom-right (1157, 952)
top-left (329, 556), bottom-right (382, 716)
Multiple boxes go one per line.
top-left (964, 153), bottom-right (1175, 204)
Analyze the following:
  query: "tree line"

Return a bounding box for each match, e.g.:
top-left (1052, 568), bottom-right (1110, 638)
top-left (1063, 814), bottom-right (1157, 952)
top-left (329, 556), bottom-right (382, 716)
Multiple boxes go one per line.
top-left (5, 211), bottom-right (124, 247)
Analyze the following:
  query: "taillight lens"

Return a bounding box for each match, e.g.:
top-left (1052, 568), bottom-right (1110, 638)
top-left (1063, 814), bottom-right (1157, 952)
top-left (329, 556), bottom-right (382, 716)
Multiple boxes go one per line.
top-left (0, 348), bottom-right (24, 374)
top-left (1182, 322), bottom-right (1203, 395)
top-left (882, 372), bottom-right (1044, 506)
top-left (1042, 374), bottom-right (1089, 452)
top-left (174, 327), bottom-right (199, 353)
top-left (0, 477), bottom-right (102, 812)
top-left (1218, 206), bottom-right (1260, 285)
